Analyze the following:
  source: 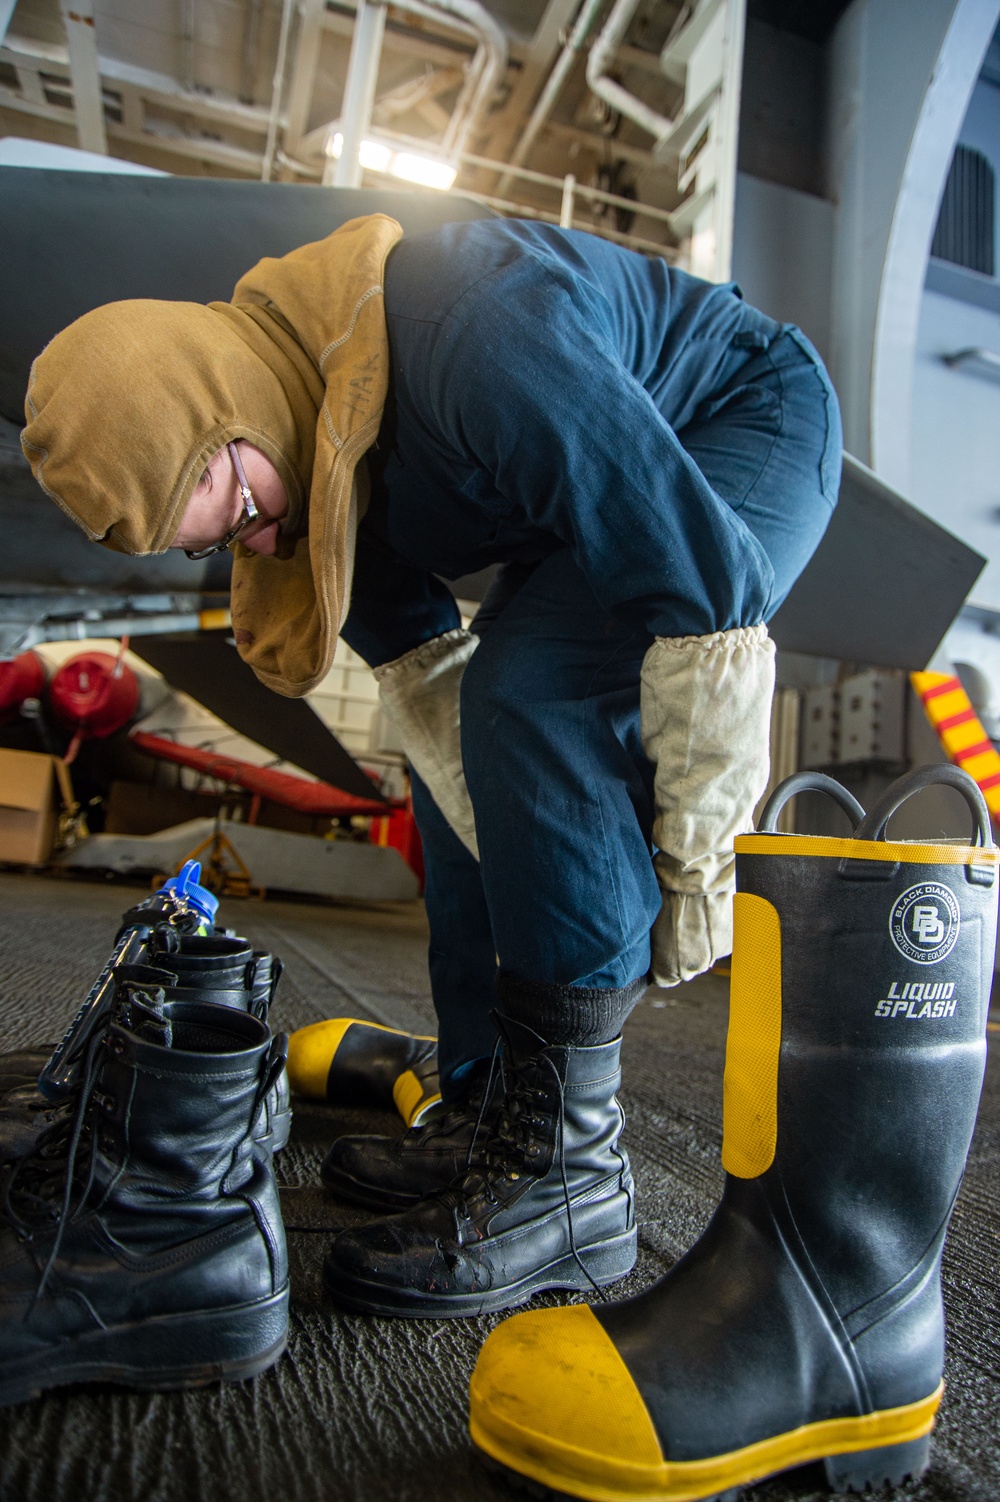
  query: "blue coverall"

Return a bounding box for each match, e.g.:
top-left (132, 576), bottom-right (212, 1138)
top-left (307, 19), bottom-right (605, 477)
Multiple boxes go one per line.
top-left (341, 219), bottom-right (842, 1094)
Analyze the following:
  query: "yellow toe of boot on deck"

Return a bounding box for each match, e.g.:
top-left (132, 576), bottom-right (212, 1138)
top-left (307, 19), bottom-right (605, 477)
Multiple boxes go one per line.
top-left (468, 765), bottom-right (997, 1502)
top-left (470, 1304), bottom-right (664, 1500)
top-left (286, 1017), bottom-right (440, 1127)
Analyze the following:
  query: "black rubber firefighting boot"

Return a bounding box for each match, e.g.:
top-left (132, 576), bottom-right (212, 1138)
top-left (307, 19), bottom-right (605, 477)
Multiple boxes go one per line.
top-left (322, 995), bottom-right (641, 1316)
top-left (319, 1053), bottom-right (495, 1212)
top-left (289, 1016), bottom-right (441, 1129)
top-left (0, 978), bottom-right (289, 1406)
top-left (469, 764), bottom-right (997, 1502)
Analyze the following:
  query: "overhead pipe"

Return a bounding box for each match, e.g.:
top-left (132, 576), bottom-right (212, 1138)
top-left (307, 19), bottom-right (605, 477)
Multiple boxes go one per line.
top-left (419, 0), bottom-right (507, 157)
top-left (261, 0), bottom-right (295, 181)
top-left (559, 173), bottom-right (576, 227)
top-left (312, 0), bottom-right (506, 180)
top-left (13, 610), bottom-right (230, 654)
top-left (498, 0), bottom-right (605, 196)
top-left (240, 0), bottom-right (264, 103)
top-left (330, 0), bottom-right (388, 188)
top-left (365, 0), bottom-right (485, 160)
top-left (180, 0), bottom-right (196, 92)
top-left (371, 66), bottom-right (465, 125)
top-left (283, 0), bottom-right (325, 154)
top-left (585, 0), bottom-right (675, 152)
top-left (58, 0), bottom-right (108, 154)
top-left (297, 16), bottom-right (482, 164)
top-left (441, 42), bottom-right (487, 156)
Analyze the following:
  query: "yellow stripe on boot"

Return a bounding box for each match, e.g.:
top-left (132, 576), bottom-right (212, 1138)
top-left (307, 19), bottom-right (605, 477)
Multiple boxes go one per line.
top-left (392, 1069), bottom-right (443, 1129)
top-left (286, 1018), bottom-right (440, 1127)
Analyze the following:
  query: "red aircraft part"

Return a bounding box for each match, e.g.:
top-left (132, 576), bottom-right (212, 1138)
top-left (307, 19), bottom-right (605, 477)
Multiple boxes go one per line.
top-left (0, 651), bottom-right (46, 724)
top-left (130, 730), bottom-right (394, 817)
top-left (48, 651), bottom-right (140, 739)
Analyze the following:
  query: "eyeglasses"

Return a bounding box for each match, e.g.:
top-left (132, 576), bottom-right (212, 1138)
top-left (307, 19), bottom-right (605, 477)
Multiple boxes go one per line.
top-left (184, 442), bottom-right (261, 560)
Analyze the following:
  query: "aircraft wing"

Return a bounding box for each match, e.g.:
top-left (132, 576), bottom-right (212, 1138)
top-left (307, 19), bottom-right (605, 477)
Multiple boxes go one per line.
top-left (129, 632), bottom-right (387, 805)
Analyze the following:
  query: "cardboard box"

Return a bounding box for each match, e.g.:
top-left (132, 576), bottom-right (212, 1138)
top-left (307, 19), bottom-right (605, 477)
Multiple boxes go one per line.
top-left (0, 749), bottom-right (73, 865)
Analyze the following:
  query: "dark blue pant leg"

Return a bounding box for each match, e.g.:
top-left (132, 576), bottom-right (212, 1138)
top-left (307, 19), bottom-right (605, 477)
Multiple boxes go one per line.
top-left (419, 327), bottom-right (838, 1041)
top-left (408, 770), bottom-right (498, 1099)
top-left (457, 330), bottom-right (838, 998)
top-left (461, 549), bottom-right (658, 989)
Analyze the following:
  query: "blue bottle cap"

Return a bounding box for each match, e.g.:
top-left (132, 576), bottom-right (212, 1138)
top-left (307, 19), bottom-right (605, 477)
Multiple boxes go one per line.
top-left (158, 860), bottom-right (219, 927)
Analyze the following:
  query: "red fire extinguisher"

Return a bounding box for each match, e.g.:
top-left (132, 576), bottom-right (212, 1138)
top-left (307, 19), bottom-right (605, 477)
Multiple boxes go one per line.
top-left (47, 642), bottom-right (140, 762)
top-left (0, 651), bottom-right (46, 725)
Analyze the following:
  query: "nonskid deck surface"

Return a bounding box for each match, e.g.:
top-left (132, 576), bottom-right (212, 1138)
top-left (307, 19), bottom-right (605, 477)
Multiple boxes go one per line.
top-left (0, 870), bottom-right (996, 1502)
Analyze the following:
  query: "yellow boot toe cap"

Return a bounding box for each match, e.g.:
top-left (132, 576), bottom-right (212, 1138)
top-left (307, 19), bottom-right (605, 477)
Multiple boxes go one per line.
top-left (286, 1018), bottom-right (358, 1097)
top-left (469, 1303), bottom-right (944, 1502)
top-left (469, 1303), bottom-right (664, 1502)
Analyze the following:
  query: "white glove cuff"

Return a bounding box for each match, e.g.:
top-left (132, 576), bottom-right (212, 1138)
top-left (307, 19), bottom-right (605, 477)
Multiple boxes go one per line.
top-left (374, 629), bottom-right (479, 860)
top-left (373, 628), bottom-right (476, 688)
top-left (641, 622), bottom-right (775, 877)
top-left (642, 623), bottom-right (775, 988)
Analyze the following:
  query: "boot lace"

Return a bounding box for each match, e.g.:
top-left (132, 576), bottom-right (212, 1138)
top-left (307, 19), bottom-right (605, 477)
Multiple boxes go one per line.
top-left (1, 1028), bottom-right (109, 1308)
top-left (447, 1048), bottom-right (607, 1302)
top-left (463, 1041), bottom-right (503, 1170)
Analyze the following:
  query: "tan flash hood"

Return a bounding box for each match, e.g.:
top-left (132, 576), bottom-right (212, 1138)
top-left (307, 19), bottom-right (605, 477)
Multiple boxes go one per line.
top-left (22, 213), bottom-right (404, 696)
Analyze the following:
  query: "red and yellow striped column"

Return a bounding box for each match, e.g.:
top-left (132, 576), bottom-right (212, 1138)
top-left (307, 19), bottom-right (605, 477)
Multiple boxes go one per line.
top-left (911, 671), bottom-right (1000, 828)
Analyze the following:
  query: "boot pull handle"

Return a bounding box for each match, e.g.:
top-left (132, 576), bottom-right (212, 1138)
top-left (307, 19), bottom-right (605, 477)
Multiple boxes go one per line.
top-left (251, 1032), bottom-right (289, 1128)
top-left (37, 927), bottom-right (151, 1102)
top-left (757, 771), bottom-right (866, 833)
top-left (853, 764), bottom-right (995, 884)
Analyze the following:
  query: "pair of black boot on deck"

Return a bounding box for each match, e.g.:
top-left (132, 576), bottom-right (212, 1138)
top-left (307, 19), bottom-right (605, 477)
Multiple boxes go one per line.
top-left (0, 902), bottom-right (291, 1405)
top-left (0, 761), bottom-right (996, 1502)
top-left (319, 762), bottom-right (999, 1502)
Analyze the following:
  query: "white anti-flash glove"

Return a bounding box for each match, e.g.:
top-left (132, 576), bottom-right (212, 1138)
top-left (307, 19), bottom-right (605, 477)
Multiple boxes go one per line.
top-left (641, 625), bottom-right (775, 987)
top-left (373, 629), bottom-right (479, 859)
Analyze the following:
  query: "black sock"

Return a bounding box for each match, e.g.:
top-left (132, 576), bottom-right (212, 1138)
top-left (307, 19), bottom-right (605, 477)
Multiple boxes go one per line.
top-left (496, 972), bottom-right (647, 1047)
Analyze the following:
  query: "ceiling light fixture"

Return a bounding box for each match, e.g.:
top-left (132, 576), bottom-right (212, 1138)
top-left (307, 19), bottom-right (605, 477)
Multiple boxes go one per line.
top-left (390, 153), bottom-right (457, 190)
top-left (326, 132), bottom-right (456, 191)
top-left (359, 139), bottom-right (393, 173)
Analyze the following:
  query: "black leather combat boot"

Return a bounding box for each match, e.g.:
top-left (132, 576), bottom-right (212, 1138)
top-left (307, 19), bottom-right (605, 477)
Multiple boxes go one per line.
top-left (319, 1054), bottom-right (495, 1212)
top-left (0, 925), bottom-right (255, 1113)
top-left (121, 961), bottom-right (292, 1154)
top-left (150, 936), bottom-right (290, 1145)
top-left (323, 1014), bottom-right (637, 1315)
top-left (289, 1016), bottom-right (440, 1128)
top-left (470, 765), bottom-right (998, 1501)
top-left (0, 952), bottom-right (291, 1162)
top-left (151, 932), bottom-right (283, 1021)
top-left (0, 978), bottom-right (289, 1406)
top-left (0, 1078), bottom-right (61, 1163)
